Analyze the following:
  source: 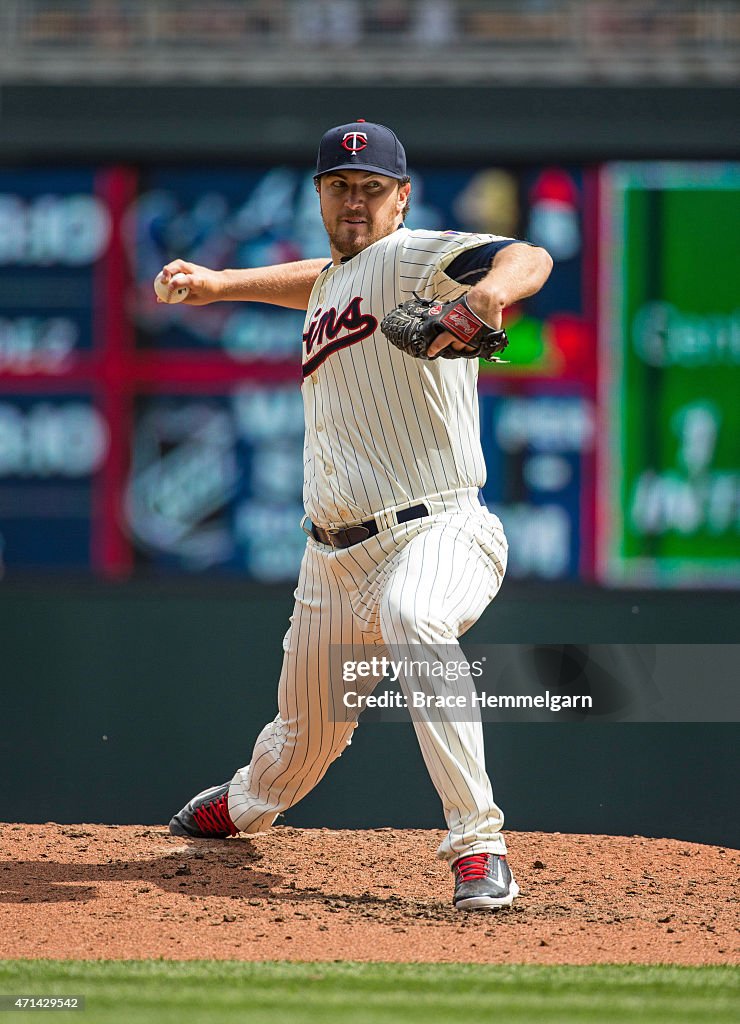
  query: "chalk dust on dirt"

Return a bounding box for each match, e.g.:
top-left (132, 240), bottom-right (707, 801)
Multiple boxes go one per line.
top-left (1, 824), bottom-right (736, 964)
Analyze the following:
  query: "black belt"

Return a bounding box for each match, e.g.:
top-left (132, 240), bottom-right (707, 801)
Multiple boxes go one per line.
top-left (309, 502), bottom-right (429, 549)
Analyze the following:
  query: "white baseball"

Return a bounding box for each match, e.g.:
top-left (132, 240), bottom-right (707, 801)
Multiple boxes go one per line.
top-left (154, 271), bottom-right (189, 304)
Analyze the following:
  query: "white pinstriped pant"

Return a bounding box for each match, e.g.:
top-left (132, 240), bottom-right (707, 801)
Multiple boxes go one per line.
top-left (228, 489), bottom-right (509, 863)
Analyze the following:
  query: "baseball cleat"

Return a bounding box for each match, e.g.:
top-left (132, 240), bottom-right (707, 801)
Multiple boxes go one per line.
top-left (452, 853), bottom-right (519, 910)
top-left (169, 782), bottom-right (239, 838)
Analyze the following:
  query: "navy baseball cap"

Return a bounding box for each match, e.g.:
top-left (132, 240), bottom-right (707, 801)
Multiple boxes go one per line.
top-left (315, 120), bottom-right (407, 179)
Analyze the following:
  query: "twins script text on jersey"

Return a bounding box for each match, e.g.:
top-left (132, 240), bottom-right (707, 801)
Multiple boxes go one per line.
top-left (302, 296), bottom-right (378, 376)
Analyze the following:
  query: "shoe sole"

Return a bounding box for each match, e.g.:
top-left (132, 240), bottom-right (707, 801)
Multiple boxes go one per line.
top-left (455, 881), bottom-right (520, 911)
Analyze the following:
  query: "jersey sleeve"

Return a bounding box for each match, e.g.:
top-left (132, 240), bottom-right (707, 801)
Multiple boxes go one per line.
top-left (397, 229), bottom-right (523, 302)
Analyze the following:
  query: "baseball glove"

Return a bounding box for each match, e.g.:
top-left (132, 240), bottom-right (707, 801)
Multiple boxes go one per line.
top-left (380, 294), bottom-right (509, 362)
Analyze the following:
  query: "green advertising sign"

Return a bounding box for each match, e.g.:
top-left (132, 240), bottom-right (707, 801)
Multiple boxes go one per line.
top-left (600, 163), bottom-right (740, 587)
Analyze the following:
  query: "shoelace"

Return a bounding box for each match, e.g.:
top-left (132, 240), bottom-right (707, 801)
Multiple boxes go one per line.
top-left (192, 793), bottom-right (239, 837)
top-left (454, 853), bottom-right (501, 882)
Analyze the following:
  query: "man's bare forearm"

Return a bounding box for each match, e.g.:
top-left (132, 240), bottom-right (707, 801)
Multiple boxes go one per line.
top-left (159, 257), bottom-right (328, 309)
top-left (218, 260), bottom-right (329, 309)
top-left (425, 242), bottom-right (553, 357)
top-left (466, 243), bottom-right (553, 324)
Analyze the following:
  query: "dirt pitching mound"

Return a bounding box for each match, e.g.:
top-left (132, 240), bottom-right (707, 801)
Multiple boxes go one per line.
top-left (1, 824), bottom-right (736, 964)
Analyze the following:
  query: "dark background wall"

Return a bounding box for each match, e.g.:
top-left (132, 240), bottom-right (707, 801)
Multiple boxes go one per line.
top-left (1, 84), bottom-right (738, 161)
top-left (2, 582), bottom-right (737, 847)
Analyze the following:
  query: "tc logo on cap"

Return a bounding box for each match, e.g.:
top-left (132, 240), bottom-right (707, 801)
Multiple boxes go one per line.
top-left (341, 132), bottom-right (368, 153)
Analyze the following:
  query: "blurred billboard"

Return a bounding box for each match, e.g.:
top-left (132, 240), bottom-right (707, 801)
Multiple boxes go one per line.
top-left (0, 161), bottom-right (736, 587)
top-left (599, 163), bottom-right (740, 587)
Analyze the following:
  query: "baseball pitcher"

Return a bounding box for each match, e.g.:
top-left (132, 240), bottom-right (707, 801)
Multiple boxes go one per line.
top-left (162, 121), bottom-right (552, 910)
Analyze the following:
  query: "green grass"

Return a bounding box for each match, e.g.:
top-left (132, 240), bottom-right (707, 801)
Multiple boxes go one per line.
top-left (0, 961), bottom-right (737, 1024)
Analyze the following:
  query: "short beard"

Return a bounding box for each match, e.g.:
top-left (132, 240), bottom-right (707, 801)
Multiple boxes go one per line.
top-left (322, 208), bottom-right (402, 259)
top-left (325, 229), bottom-right (369, 259)
top-left (322, 218), bottom-right (376, 259)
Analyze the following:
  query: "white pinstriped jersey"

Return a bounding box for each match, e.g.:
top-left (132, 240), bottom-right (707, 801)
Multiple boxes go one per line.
top-left (301, 227), bottom-right (514, 528)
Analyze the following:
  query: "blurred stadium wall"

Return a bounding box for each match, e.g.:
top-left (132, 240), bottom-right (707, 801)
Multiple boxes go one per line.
top-left (0, 1), bottom-right (737, 839)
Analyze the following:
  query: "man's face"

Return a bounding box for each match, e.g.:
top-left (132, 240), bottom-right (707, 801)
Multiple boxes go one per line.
top-left (317, 170), bottom-right (411, 259)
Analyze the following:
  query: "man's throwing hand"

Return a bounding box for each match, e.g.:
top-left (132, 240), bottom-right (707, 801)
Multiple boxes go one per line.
top-left (155, 261), bottom-right (227, 306)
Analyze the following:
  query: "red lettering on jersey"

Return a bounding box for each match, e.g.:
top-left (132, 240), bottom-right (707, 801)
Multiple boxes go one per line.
top-left (303, 296), bottom-right (378, 376)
